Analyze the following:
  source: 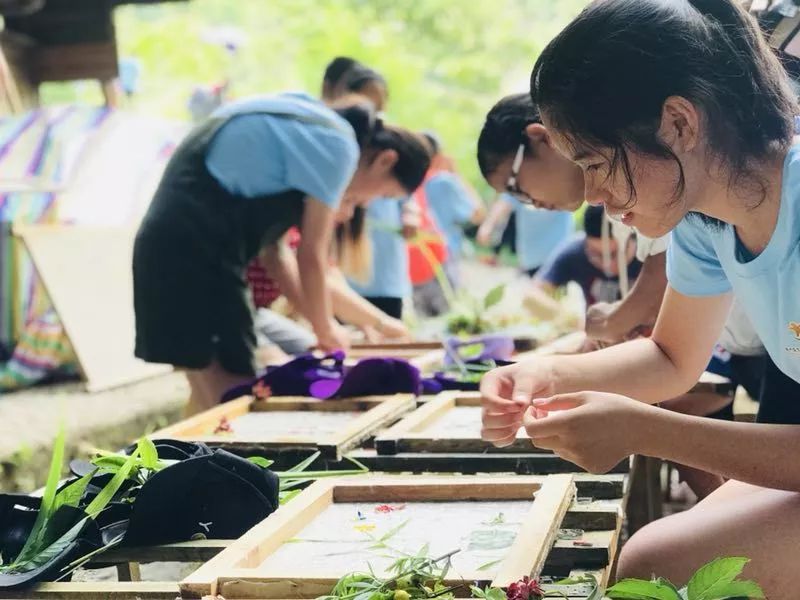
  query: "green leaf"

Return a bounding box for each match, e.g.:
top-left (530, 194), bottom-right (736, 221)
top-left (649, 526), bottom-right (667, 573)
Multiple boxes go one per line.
top-left (700, 580), bottom-right (764, 599)
top-left (286, 451), bottom-right (321, 473)
top-left (476, 559), bottom-right (503, 572)
top-left (686, 557), bottom-right (749, 600)
top-left (484, 587), bottom-right (507, 600)
top-left (52, 470), bottom-right (96, 513)
top-left (13, 424), bottom-right (66, 565)
top-left (5, 516), bottom-right (87, 574)
top-left (84, 449), bottom-right (140, 518)
top-left (137, 437), bottom-right (159, 470)
top-left (483, 284), bottom-right (505, 310)
top-left (247, 456), bottom-right (274, 469)
top-left (606, 578), bottom-right (682, 600)
top-left (379, 519), bottom-right (409, 542)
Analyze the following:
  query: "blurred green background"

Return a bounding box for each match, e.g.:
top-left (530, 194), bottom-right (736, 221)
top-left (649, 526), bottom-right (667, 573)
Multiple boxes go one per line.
top-left (41, 0), bottom-right (587, 193)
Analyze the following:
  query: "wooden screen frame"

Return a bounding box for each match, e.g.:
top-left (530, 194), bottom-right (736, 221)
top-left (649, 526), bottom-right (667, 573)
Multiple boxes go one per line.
top-left (151, 394), bottom-right (415, 459)
top-left (375, 391), bottom-right (539, 454)
top-left (181, 474), bottom-right (575, 599)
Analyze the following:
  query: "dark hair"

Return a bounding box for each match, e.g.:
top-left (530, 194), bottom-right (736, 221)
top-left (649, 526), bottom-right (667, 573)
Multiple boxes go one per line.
top-left (477, 93), bottom-right (542, 180)
top-left (335, 205), bottom-right (370, 282)
top-left (531, 0), bottom-right (797, 212)
top-left (323, 56), bottom-right (387, 97)
top-left (334, 101), bottom-right (431, 194)
top-left (421, 130), bottom-right (442, 155)
top-left (583, 205), bottom-right (605, 238)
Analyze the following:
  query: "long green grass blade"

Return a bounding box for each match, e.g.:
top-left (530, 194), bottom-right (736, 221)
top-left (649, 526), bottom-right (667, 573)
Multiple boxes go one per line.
top-left (84, 449), bottom-right (140, 518)
top-left (52, 470), bottom-right (96, 513)
top-left (13, 425), bottom-right (66, 565)
top-left (6, 517), bottom-right (87, 574)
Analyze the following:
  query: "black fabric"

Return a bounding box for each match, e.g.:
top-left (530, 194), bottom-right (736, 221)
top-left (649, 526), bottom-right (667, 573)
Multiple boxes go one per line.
top-left (364, 296), bottom-right (403, 319)
top-left (756, 354), bottom-right (800, 425)
top-left (0, 440), bottom-right (280, 589)
top-left (0, 498), bottom-right (102, 590)
top-left (728, 354), bottom-right (766, 403)
top-left (133, 115), bottom-right (305, 375)
top-left (122, 443), bottom-right (280, 545)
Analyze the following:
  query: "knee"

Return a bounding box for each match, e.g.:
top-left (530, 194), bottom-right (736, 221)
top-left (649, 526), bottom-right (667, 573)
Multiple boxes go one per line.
top-left (617, 521), bottom-right (688, 583)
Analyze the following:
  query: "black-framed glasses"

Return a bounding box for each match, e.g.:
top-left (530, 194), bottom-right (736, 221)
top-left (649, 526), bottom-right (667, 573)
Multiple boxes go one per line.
top-left (505, 143), bottom-right (534, 205)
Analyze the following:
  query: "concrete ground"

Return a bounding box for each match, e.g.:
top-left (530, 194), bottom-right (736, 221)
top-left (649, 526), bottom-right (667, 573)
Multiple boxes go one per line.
top-left (0, 372), bottom-right (188, 491)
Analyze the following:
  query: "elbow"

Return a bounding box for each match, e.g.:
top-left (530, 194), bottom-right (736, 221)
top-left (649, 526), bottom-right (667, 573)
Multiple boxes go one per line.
top-left (650, 338), bottom-right (705, 396)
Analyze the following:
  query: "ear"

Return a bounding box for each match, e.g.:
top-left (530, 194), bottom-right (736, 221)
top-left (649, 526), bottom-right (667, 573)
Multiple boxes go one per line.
top-left (659, 96), bottom-right (699, 153)
top-left (524, 122), bottom-right (550, 147)
top-left (375, 148), bottom-right (399, 170)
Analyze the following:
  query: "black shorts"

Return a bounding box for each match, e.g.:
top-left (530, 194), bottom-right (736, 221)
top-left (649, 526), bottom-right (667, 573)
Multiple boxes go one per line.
top-left (364, 297), bottom-right (403, 320)
top-left (133, 227), bottom-right (257, 377)
top-left (756, 354), bottom-right (800, 425)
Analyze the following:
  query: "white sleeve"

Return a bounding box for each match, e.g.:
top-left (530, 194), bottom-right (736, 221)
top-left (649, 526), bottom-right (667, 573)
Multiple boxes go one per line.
top-left (635, 233), bottom-right (669, 262)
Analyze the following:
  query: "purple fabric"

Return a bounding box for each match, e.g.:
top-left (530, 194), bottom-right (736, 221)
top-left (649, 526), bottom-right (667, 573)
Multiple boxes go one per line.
top-left (443, 335), bottom-right (514, 366)
top-left (220, 352), bottom-right (421, 403)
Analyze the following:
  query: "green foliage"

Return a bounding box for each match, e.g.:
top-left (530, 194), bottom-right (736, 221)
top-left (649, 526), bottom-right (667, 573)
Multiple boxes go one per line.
top-left (483, 285), bottom-right (505, 311)
top-left (105, 0), bottom-right (588, 192)
top-left (606, 557), bottom-right (764, 600)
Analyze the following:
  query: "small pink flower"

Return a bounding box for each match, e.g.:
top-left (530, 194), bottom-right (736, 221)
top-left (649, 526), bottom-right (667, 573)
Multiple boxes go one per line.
top-left (375, 504), bottom-right (406, 513)
top-left (213, 416), bottom-right (233, 434)
top-left (506, 576), bottom-right (543, 600)
top-left (252, 380), bottom-right (272, 400)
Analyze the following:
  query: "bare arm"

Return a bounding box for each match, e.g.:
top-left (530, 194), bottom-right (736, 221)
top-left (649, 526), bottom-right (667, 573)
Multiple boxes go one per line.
top-left (551, 288), bottom-right (731, 400)
top-left (476, 200), bottom-right (513, 246)
top-left (296, 198), bottom-right (348, 350)
top-left (260, 234), bottom-right (305, 314)
top-left (646, 410), bottom-right (800, 491)
top-left (586, 252), bottom-right (668, 343)
top-left (328, 268), bottom-right (404, 330)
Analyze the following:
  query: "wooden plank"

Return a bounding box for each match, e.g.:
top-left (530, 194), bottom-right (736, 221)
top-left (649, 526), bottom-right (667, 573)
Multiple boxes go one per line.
top-left (493, 474), bottom-right (575, 587)
top-left (346, 450), bottom-right (629, 476)
top-left (181, 478), bottom-right (335, 598)
top-left (547, 529), bottom-right (617, 569)
top-left (14, 225), bottom-right (172, 391)
top-left (331, 474), bottom-right (543, 502)
top-left (150, 397), bottom-right (252, 438)
top-left (2, 582), bottom-right (179, 599)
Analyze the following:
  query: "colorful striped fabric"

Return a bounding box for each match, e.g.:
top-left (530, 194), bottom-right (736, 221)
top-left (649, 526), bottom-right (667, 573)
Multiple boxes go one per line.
top-left (0, 106), bottom-right (181, 390)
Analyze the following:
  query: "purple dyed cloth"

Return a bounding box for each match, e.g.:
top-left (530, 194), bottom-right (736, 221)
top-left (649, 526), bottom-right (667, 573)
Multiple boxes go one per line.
top-left (221, 352), bottom-right (421, 403)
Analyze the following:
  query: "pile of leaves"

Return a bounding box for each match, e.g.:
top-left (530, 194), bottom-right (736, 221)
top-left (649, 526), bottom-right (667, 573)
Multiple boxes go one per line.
top-left (445, 285), bottom-right (506, 336)
top-left (321, 551), bottom-right (765, 600)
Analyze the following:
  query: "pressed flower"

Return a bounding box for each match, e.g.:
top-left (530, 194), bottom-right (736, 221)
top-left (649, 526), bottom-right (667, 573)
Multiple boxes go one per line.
top-left (213, 416), bottom-right (233, 434)
top-left (506, 576), bottom-right (543, 600)
top-left (375, 504), bottom-right (406, 513)
top-left (252, 380), bottom-right (272, 400)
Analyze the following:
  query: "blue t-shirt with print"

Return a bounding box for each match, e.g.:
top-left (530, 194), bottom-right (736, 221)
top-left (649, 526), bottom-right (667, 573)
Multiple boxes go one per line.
top-left (348, 197), bottom-right (411, 299)
top-left (667, 144), bottom-right (800, 383)
top-left (501, 194), bottom-right (574, 271)
top-left (426, 172), bottom-right (476, 258)
top-left (204, 92), bottom-right (359, 209)
top-left (537, 234), bottom-right (643, 304)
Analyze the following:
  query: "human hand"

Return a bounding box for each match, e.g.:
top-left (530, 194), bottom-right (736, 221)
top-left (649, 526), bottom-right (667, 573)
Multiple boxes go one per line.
top-left (523, 391), bottom-right (654, 473)
top-left (585, 301), bottom-right (652, 346)
top-left (316, 320), bottom-right (351, 353)
top-left (480, 360), bottom-right (556, 447)
top-left (377, 317), bottom-right (410, 341)
top-left (476, 224), bottom-right (493, 247)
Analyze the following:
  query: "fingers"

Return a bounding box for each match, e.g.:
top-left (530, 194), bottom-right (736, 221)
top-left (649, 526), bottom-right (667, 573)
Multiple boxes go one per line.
top-left (532, 393), bottom-right (588, 413)
top-left (480, 370), bottom-right (527, 414)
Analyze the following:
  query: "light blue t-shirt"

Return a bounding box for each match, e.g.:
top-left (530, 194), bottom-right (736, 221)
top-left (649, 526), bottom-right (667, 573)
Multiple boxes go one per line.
top-left (426, 172), bottom-right (476, 258)
top-left (205, 92), bottom-right (359, 208)
top-left (501, 194), bottom-right (574, 271)
top-left (348, 197), bottom-right (411, 298)
top-left (667, 144), bottom-right (800, 383)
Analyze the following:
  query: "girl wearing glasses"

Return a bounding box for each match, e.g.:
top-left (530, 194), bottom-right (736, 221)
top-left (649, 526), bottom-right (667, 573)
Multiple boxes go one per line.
top-left (480, 0), bottom-right (800, 594)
